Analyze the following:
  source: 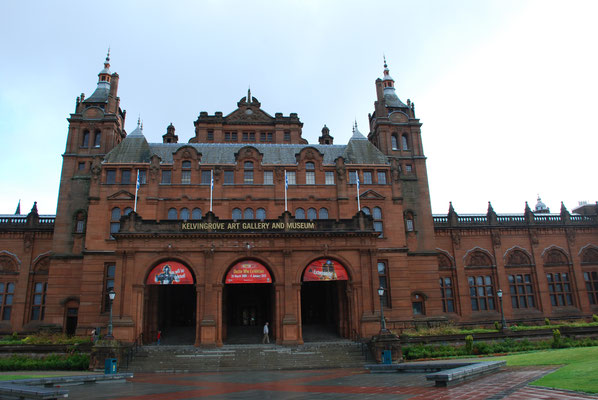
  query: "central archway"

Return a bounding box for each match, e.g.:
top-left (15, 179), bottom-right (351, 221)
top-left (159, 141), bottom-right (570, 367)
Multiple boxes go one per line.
top-left (222, 260), bottom-right (274, 344)
top-left (301, 258), bottom-right (350, 342)
top-left (144, 261), bottom-right (196, 345)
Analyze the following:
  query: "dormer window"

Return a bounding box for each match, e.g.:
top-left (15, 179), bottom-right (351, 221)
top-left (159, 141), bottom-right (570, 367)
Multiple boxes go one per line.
top-left (181, 161), bottom-right (191, 184)
top-left (244, 161), bottom-right (254, 184)
top-left (305, 162), bottom-right (315, 184)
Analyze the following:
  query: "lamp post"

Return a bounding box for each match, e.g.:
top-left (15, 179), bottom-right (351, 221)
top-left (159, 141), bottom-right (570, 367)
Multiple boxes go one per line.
top-left (497, 289), bottom-right (507, 330)
top-left (107, 289), bottom-right (116, 339)
top-left (378, 287), bottom-right (387, 332)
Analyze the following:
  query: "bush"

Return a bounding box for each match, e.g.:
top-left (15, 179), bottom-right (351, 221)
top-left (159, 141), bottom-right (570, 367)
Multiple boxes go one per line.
top-left (465, 335), bottom-right (474, 354)
top-left (545, 318), bottom-right (551, 326)
top-left (0, 354), bottom-right (89, 371)
top-left (494, 321), bottom-right (500, 330)
top-left (593, 314), bottom-right (598, 323)
top-left (552, 329), bottom-right (562, 349)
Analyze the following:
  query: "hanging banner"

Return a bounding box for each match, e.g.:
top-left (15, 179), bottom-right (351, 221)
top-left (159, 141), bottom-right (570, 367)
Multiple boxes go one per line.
top-left (303, 259), bottom-right (348, 281)
top-left (225, 260), bottom-right (272, 284)
top-left (146, 261), bottom-right (194, 285)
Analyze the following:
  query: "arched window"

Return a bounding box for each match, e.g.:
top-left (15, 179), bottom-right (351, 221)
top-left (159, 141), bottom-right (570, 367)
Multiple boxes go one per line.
top-left (167, 208), bottom-right (178, 220)
top-left (412, 292), bottom-right (426, 315)
top-left (182, 161), bottom-right (191, 169)
top-left (192, 208), bottom-right (202, 220)
top-left (401, 134), bottom-right (409, 150)
top-left (244, 161), bottom-right (254, 184)
top-left (180, 208), bottom-right (190, 220)
top-left (295, 208), bottom-right (305, 219)
top-left (82, 130), bottom-right (90, 148)
top-left (319, 208), bottom-right (328, 219)
top-left (362, 207), bottom-right (371, 215)
top-left (405, 211), bottom-right (415, 232)
top-left (256, 208), bottom-right (266, 220)
top-left (74, 211), bottom-right (85, 233)
top-left (93, 130), bottom-right (101, 147)
top-left (232, 208), bottom-right (242, 220)
top-left (373, 207), bottom-right (383, 237)
top-left (244, 208), bottom-right (254, 219)
top-left (307, 208), bottom-right (317, 220)
top-left (391, 135), bottom-right (398, 150)
top-left (123, 207), bottom-right (133, 216)
top-left (110, 207), bottom-right (121, 237)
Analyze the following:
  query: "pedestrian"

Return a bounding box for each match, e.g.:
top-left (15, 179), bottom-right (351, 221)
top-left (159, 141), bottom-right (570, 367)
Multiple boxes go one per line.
top-left (90, 329), bottom-right (96, 343)
top-left (262, 322), bottom-right (269, 344)
top-left (157, 330), bottom-right (162, 345)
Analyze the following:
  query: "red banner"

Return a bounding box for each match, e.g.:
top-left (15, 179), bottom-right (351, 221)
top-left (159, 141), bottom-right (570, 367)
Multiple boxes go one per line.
top-left (303, 259), bottom-right (348, 281)
top-left (146, 261), bottom-right (194, 285)
top-left (225, 261), bottom-right (272, 284)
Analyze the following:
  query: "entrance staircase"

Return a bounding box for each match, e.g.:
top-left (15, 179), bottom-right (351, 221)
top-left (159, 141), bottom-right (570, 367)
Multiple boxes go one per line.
top-left (125, 341), bottom-right (369, 373)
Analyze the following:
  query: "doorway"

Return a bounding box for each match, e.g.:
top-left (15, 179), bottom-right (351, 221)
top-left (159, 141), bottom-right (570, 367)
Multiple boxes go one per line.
top-left (146, 284), bottom-right (196, 345)
top-left (223, 283), bottom-right (273, 344)
top-left (301, 280), bottom-right (348, 341)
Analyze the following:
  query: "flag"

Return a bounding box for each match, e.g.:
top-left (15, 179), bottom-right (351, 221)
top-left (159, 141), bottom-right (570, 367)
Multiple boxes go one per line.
top-left (284, 170), bottom-right (288, 212)
top-left (134, 170), bottom-right (141, 212)
top-left (355, 172), bottom-right (361, 212)
top-left (210, 169), bottom-right (214, 212)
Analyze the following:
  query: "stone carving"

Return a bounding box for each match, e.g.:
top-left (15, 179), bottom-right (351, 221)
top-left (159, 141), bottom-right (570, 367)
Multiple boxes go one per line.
top-left (0, 256), bottom-right (17, 273)
top-left (336, 164), bottom-right (346, 182)
top-left (438, 253), bottom-right (453, 269)
top-left (492, 232), bottom-right (501, 247)
top-left (545, 249), bottom-right (568, 265)
top-left (506, 250), bottom-right (531, 266)
top-left (466, 251), bottom-right (492, 267)
top-left (451, 231), bottom-right (461, 249)
top-left (91, 157), bottom-right (102, 180)
top-left (582, 248), bottom-right (598, 264)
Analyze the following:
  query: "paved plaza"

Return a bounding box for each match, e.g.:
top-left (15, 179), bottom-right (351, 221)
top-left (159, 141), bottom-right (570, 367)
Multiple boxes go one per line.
top-left (63, 366), bottom-right (598, 400)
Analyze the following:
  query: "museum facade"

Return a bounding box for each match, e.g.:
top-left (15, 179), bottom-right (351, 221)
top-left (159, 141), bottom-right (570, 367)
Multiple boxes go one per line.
top-left (1, 55), bottom-right (597, 345)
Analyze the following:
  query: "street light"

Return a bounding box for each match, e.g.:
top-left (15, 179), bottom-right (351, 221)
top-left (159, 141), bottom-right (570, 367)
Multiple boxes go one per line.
top-left (107, 289), bottom-right (116, 339)
top-left (497, 289), bottom-right (507, 330)
top-left (378, 287), bottom-right (387, 332)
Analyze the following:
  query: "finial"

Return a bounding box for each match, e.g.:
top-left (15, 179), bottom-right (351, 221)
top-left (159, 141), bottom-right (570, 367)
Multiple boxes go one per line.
top-left (383, 53), bottom-right (387, 68)
top-left (137, 116), bottom-right (141, 128)
top-left (248, 86), bottom-right (251, 102)
top-left (106, 47), bottom-right (110, 62)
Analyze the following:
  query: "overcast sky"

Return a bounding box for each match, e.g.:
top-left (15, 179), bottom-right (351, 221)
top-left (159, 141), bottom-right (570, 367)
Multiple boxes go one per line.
top-left (1, 0), bottom-right (596, 215)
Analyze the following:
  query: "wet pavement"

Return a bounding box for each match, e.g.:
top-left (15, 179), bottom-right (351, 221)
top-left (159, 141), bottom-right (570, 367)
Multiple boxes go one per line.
top-left (62, 366), bottom-right (598, 400)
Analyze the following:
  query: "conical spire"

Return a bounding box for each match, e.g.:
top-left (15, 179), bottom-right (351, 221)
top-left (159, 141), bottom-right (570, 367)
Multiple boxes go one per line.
top-left (15, 200), bottom-right (21, 215)
top-left (350, 121), bottom-right (366, 140)
top-left (382, 55), bottom-right (394, 86)
top-left (85, 49), bottom-right (112, 103)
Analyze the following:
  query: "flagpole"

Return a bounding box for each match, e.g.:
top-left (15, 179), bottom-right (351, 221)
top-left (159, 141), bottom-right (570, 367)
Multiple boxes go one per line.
top-left (134, 170), bottom-right (140, 212)
top-left (356, 172), bottom-right (361, 212)
top-left (284, 170), bottom-right (288, 212)
top-left (210, 169), bottom-right (214, 212)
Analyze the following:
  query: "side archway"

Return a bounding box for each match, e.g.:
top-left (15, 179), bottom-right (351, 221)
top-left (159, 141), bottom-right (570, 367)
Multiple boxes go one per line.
top-left (300, 257), bottom-right (351, 341)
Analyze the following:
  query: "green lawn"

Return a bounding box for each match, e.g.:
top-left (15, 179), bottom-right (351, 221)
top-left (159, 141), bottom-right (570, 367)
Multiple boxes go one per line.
top-left (496, 346), bottom-right (598, 394)
top-left (0, 374), bottom-right (56, 381)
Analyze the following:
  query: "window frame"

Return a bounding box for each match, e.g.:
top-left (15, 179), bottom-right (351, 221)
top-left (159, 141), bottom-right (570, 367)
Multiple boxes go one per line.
top-left (468, 275), bottom-right (496, 311)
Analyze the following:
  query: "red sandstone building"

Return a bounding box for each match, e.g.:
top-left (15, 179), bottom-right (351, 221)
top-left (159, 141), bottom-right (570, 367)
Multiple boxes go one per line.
top-left (1, 55), bottom-right (597, 345)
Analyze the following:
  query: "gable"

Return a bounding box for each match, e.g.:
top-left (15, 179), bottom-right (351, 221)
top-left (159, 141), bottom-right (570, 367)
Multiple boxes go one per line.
top-left (107, 190), bottom-right (135, 201)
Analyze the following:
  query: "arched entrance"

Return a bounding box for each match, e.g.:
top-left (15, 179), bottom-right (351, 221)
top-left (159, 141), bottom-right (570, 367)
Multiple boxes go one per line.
top-left (222, 260), bottom-right (274, 344)
top-left (144, 261), bottom-right (196, 345)
top-left (301, 259), bottom-right (350, 341)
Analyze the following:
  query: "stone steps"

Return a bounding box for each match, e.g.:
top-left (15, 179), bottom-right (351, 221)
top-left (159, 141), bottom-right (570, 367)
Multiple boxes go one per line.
top-left (125, 341), bottom-right (368, 372)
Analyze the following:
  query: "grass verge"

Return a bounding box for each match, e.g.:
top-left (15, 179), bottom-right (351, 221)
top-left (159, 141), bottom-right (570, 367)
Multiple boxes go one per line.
top-left (497, 346), bottom-right (598, 394)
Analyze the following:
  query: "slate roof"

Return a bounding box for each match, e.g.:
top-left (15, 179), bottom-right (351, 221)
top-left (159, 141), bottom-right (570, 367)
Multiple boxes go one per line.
top-left (84, 85), bottom-right (110, 103)
top-left (104, 134), bottom-right (389, 166)
top-left (383, 87), bottom-right (409, 109)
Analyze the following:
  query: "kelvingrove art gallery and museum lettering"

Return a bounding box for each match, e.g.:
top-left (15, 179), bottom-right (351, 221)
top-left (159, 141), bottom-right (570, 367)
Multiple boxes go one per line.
top-left (0, 54), bottom-right (596, 347)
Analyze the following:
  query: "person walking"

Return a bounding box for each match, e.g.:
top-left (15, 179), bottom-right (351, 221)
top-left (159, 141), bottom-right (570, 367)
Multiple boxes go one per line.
top-left (157, 330), bottom-right (162, 345)
top-left (262, 322), bottom-right (270, 344)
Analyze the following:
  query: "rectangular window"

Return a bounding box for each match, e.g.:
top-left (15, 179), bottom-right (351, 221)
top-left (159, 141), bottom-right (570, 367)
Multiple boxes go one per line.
top-left (78, 162), bottom-right (86, 171)
top-left (439, 277), bottom-right (455, 312)
top-left (138, 169), bottom-right (147, 185)
top-left (242, 131), bottom-right (256, 142)
top-left (106, 170), bottom-right (116, 184)
top-left (284, 131), bottom-right (291, 141)
top-left (286, 171), bottom-right (296, 185)
top-left (207, 130), bottom-right (214, 141)
top-left (181, 170), bottom-right (191, 184)
top-left (405, 164), bottom-right (412, 172)
top-left (508, 274), bottom-right (536, 309)
top-left (377, 171), bottom-right (387, 184)
top-left (30, 282), bottom-right (47, 321)
top-left (306, 171), bottom-right (315, 185)
top-left (377, 261), bottom-right (390, 307)
top-left (468, 275), bottom-right (495, 311)
top-left (325, 171), bottom-right (335, 185)
top-left (406, 219), bottom-right (414, 232)
top-left (76, 219), bottom-right (85, 233)
top-left (373, 221), bottom-right (383, 238)
top-left (266, 132), bottom-right (273, 142)
top-left (0, 282), bottom-right (14, 321)
top-left (349, 170), bottom-right (357, 184)
top-left (224, 170), bottom-right (234, 184)
top-left (584, 271), bottom-right (598, 305)
top-left (263, 171), bottom-right (273, 185)
top-left (121, 169), bottom-right (131, 184)
top-left (201, 170), bottom-right (212, 185)
top-left (363, 171), bottom-right (373, 184)
top-left (103, 264), bottom-right (116, 313)
top-left (260, 132), bottom-right (267, 142)
top-left (161, 170), bottom-right (171, 184)
top-left (547, 272), bottom-right (574, 306)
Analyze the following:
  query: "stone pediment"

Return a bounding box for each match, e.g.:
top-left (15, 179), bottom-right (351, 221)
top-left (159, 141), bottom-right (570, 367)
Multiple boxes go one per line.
top-left (225, 107), bottom-right (274, 124)
top-left (107, 190), bottom-right (135, 201)
top-left (360, 190), bottom-right (385, 200)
